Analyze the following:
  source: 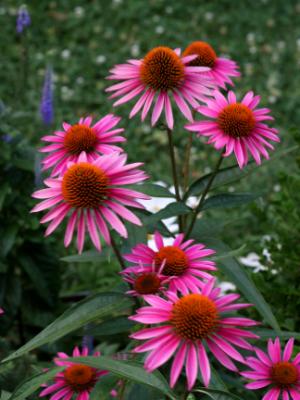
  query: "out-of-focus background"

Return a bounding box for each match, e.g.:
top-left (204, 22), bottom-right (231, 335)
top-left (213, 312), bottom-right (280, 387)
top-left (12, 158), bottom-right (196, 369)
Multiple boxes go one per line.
top-left (0, 0), bottom-right (300, 394)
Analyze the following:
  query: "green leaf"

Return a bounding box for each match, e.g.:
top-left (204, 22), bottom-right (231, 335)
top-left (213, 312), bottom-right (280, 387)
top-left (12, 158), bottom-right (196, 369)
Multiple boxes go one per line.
top-left (0, 392), bottom-right (11, 400)
top-left (124, 383), bottom-right (165, 400)
top-left (90, 375), bottom-right (117, 400)
top-left (211, 245), bottom-right (246, 261)
top-left (148, 202), bottom-right (191, 223)
top-left (128, 183), bottom-right (175, 198)
top-left (61, 248), bottom-right (111, 263)
top-left (134, 209), bottom-right (174, 237)
top-left (184, 145), bottom-right (298, 200)
top-left (86, 316), bottom-right (136, 336)
top-left (196, 238), bottom-right (281, 332)
top-left (253, 328), bottom-right (300, 340)
top-left (202, 193), bottom-right (260, 211)
top-left (9, 367), bottom-right (64, 400)
top-left (193, 388), bottom-right (243, 400)
top-left (2, 292), bottom-right (133, 363)
top-left (67, 356), bottom-right (177, 400)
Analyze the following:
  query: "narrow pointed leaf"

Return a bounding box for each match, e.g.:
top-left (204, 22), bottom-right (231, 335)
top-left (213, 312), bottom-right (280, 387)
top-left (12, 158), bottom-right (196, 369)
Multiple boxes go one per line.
top-left (9, 367), bottom-right (64, 400)
top-left (3, 292), bottom-right (132, 363)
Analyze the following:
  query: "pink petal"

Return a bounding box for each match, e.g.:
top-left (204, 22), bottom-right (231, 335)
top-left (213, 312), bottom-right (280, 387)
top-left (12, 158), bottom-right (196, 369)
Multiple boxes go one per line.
top-left (198, 343), bottom-right (210, 387)
top-left (76, 210), bottom-right (85, 254)
top-left (283, 338), bottom-right (294, 362)
top-left (151, 92), bottom-right (165, 126)
top-left (170, 343), bottom-right (187, 388)
top-left (186, 344), bottom-right (198, 390)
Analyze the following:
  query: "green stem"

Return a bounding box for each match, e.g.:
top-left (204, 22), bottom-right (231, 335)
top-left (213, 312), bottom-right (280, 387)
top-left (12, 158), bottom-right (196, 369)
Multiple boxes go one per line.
top-left (111, 236), bottom-right (126, 270)
top-left (182, 132), bottom-right (193, 230)
top-left (166, 127), bottom-right (184, 232)
top-left (185, 153), bottom-right (224, 238)
top-left (182, 132), bottom-right (193, 193)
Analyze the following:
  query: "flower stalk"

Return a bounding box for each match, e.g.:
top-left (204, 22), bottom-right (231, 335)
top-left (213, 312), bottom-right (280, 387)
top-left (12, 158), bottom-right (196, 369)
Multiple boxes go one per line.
top-left (185, 153), bottom-right (224, 238)
top-left (166, 126), bottom-right (184, 232)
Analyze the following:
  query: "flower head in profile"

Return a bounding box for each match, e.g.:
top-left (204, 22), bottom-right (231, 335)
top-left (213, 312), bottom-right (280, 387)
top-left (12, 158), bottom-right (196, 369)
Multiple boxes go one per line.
top-left (40, 346), bottom-right (107, 400)
top-left (121, 260), bottom-right (171, 297)
top-left (40, 114), bottom-right (126, 176)
top-left (241, 338), bottom-right (300, 400)
top-left (183, 41), bottom-right (240, 88)
top-left (124, 231), bottom-right (216, 294)
top-left (130, 279), bottom-right (258, 390)
top-left (31, 152), bottom-right (149, 253)
top-left (106, 46), bottom-right (213, 129)
top-left (185, 90), bottom-right (279, 168)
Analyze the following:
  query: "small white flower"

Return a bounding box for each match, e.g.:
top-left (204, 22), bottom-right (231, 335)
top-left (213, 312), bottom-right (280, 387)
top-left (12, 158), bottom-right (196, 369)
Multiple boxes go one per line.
top-left (239, 252), bottom-right (267, 273)
top-left (96, 55), bottom-right (107, 64)
top-left (273, 184), bottom-right (281, 192)
top-left (61, 49), bottom-right (71, 59)
top-left (155, 25), bottom-right (165, 34)
top-left (204, 12), bottom-right (214, 21)
top-left (219, 281), bottom-right (237, 294)
top-left (74, 6), bottom-right (85, 17)
top-left (76, 76), bottom-right (84, 85)
top-left (131, 44), bottom-right (140, 57)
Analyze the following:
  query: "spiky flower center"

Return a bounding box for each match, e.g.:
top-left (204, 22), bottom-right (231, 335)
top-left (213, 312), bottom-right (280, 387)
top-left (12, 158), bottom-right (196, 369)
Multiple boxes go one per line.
top-left (170, 294), bottom-right (219, 341)
top-left (64, 124), bottom-right (98, 155)
top-left (218, 103), bottom-right (256, 138)
top-left (154, 246), bottom-right (188, 276)
top-left (140, 46), bottom-right (185, 91)
top-left (134, 273), bottom-right (161, 295)
top-left (64, 364), bottom-right (96, 391)
top-left (271, 362), bottom-right (298, 387)
top-left (62, 162), bottom-right (109, 208)
top-left (183, 41), bottom-right (217, 67)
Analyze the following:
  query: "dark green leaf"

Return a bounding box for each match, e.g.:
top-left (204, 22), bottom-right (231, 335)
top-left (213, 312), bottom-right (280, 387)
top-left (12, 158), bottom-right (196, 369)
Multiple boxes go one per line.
top-left (202, 193), bottom-right (260, 211)
top-left (3, 292), bottom-right (132, 363)
top-left (90, 375), bottom-right (117, 400)
top-left (193, 388), bottom-right (243, 400)
top-left (61, 248), bottom-right (111, 263)
top-left (86, 316), bottom-right (136, 336)
top-left (185, 145), bottom-right (298, 200)
top-left (124, 383), bottom-right (165, 400)
top-left (253, 328), bottom-right (300, 340)
top-left (128, 183), bottom-right (175, 198)
top-left (9, 367), bottom-right (64, 400)
top-left (148, 202), bottom-right (191, 223)
top-left (211, 245), bottom-right (246, 261)
top-left (67, 356), bottom-right (177, 400)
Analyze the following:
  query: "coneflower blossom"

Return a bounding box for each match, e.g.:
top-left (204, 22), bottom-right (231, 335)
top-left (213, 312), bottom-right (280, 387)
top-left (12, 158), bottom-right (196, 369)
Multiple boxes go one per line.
top-left (40, 66), bottom-right (54, 126)
top-left (121, 260), bottom-right (171, 297)
top-left (241, 338), bottom-right (300, 400)
top-left (185, 90), bottom-right (279, 168)
top-left (130, 279), bottom-right (258, 390)
top-left (31, 152), bottom-right (149, 253)
top-left (124, 231), bottom-right (216, 294)
top-left (16, 5), bottom-right (31, 34)
top-left (40, 114), bottom-right (126, 176)
top-left (40, 346), bottom-right (107, 400)
top-left (183, 41), bottom-right (240, 88)
top-left (106, 46), bottom-right (213, 129)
